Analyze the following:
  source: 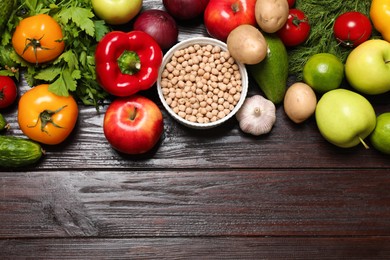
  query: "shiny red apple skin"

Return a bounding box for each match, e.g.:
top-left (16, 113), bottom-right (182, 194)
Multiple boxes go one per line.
top-left (103, 95), bottom-right (164, 155)
top-left (204, 0), bottom-right (257, 42)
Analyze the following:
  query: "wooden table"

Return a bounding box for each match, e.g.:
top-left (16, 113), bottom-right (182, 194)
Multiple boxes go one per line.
top-left (1, 1), bottom-right (390, 258)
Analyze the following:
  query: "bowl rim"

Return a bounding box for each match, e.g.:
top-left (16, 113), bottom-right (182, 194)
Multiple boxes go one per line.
top-left (157, 36), bottom-right (248, 129)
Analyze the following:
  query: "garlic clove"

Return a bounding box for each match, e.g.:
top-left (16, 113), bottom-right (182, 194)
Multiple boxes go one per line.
top-left (236, 95), bottom-right (276, 136)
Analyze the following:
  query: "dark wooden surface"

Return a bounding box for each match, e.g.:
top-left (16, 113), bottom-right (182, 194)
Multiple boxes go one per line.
top-left (1, 1), bottom-right (390, 258)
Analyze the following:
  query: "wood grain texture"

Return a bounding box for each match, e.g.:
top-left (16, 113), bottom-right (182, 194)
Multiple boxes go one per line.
top-left (0, 0), bottom-right (389, 258)
top-left (1, 237), bottom-right (390, 259)
top-left (0, 170), bottom-right (389, 238)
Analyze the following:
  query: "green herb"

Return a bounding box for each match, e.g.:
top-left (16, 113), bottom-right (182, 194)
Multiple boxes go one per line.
top-left (289, 0), bottom-right (380, 79)
top-left (0, 0), bottom-right (111, 108)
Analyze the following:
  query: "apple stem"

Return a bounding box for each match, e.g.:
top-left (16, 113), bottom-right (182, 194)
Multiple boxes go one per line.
top-left (129, 107), bottom-right (137, 121)
top-left (359, 136), bottom-right (370, 149)
top-left (231, 2), bottom-right (240, 12)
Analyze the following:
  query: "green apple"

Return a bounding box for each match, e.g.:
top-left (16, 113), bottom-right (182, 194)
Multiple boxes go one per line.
top-left (315, 89), bottom-right (376, 148)
top-left (92, 0), bottom-right (143, 25)
top-left (370, 112), bottom-right (390, 155)
top-left (345, 39), bottom-right (390, 95)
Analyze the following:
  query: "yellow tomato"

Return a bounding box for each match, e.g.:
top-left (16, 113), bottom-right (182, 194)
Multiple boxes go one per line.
top-left (12, 14), bottom-right (65, 64)
top-left (18, 84), bottom-right (78, 145)
top-left (370, 0), bottom-right (390, 42)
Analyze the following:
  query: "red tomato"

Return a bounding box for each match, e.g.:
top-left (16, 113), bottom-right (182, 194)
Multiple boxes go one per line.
top-left (0, 76), bottom-right (17, 109)
top-left (333, 11), bottom-right (372, 48)
top-left (277, 9), bottom-right (310, 47)
top-left (287, 0), bottom-right (295, 8)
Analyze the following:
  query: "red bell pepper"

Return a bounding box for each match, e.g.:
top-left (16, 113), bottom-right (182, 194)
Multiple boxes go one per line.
top-left (95, 31), bottom-right (163, 97)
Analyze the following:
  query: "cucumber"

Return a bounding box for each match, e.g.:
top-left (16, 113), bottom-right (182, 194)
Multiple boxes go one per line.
top-left (0, 0), bottom-right (16, 33)
top-left (0, 114), bottom-right (10, 131)
top-left (247, 33), bottom-right (288, 105)
top-left (0, 136), bottom-right (44, 168)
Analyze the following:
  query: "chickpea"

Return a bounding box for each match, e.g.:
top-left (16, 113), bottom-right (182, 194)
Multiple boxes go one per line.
top-left (178, 111), bottom-right (186, 118)
top-left (217, 111), bottom-right (226, 119)
top-left (160, 43), bottom-right (244, 125)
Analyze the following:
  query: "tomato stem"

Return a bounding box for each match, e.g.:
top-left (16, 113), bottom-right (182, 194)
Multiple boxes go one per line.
top-left (292, 15), bottom-right (307, 27)
top-left (28, 105), bottom-right (68, 134)
top-left (22, 35), bottom-right (52, 66)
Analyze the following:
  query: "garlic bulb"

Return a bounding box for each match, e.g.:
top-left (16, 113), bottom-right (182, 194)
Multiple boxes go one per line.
top-left (235, 95), bottom-right (276, 136)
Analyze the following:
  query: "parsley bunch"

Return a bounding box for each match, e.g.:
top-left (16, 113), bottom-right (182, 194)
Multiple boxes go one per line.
top-left (1, 0), bottom-right (111, 107)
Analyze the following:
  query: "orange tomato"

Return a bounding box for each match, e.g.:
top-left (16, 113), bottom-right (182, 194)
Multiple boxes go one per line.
top-left (18, 84), bottom-right (78, 145)
top-left (370, 0), bottom-right (390, 42)
top-left (12, 14), bottom-right (65, 64)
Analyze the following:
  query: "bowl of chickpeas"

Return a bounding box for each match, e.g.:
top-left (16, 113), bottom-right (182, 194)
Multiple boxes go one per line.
top-left (157, 37), bottom-right (248, 129)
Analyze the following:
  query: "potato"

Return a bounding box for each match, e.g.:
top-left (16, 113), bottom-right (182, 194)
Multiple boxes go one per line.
top-left (226, 24), bottom-right (268, 65)
top-left (255, 0), bottom-right (289, 33)
top-left (283, 82), bottom-right (317, 123)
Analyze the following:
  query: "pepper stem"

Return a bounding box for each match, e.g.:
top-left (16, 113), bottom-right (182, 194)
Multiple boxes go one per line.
top-left (117, 50), bottom-right (141, 75)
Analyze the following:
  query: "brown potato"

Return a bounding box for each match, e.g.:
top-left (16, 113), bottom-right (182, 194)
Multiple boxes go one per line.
top-left (255, 0), bottom-right (289, 33)
top-left (226, 24), bottom-right (268, 65)
top-left (283, 82), bottom-right (317, 123)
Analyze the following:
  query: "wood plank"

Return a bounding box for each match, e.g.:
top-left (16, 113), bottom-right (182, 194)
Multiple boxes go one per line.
top-left (1, 237), bottom-right (389, 259)
top-left (0, 170), bottom-right (389, 238)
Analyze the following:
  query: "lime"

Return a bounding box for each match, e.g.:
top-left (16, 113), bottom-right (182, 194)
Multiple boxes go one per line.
top-left (303, 53), bottom-right (344, 94)
top-left (370, 112), bottom-right (390, 155)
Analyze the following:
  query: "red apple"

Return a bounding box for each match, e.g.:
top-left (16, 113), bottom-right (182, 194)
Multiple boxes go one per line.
top-left (103, 95), bottom-right (164, 155)
top-left (204, 0), bottom-right (257, 42)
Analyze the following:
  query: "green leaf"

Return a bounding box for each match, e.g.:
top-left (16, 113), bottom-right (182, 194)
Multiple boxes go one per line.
top-left (1, 31), bottom-right (11, 46)
top-left (71, 69), bottom-right (81, 80)
top-left (58, 7), bottom-right (95, 37)
top-left (34, 67), bottom-right (62, 81)
top-left (25, 66), bottom-right (38, 86)
top-left (48, 69), bottom-right (77, 97)
top-left (24, 0), bottom-right (38, 12)
top-left (62, 69), bottom-right (77, 92)
top-left (0, 70), bottom-right (15, 77)
top-left (55, 50), bottom-right (79, 70)
top-left (49, 77), bottom-right (69, 97)
top-left (94, 20), bottom-right (110, 41)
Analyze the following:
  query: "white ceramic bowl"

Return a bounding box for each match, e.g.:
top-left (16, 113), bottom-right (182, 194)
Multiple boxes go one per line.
top-left (157, 37), bottom-right (248, 129)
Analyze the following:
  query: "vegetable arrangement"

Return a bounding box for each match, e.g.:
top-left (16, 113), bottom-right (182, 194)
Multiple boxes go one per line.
top-left (0, 0), bottom-right (389, 168)
top-left (288, 0), bottom-right (378, 77)
top-left (1, 0), bottom-right (110, 106)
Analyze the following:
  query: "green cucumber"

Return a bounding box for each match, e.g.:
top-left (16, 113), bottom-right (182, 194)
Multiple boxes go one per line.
top-left (0, 136), bottom-right (43, 168)
top-left (0, 114), bottom-right (10, 131)
top-left (247, 33), bottom-right (288, 105)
